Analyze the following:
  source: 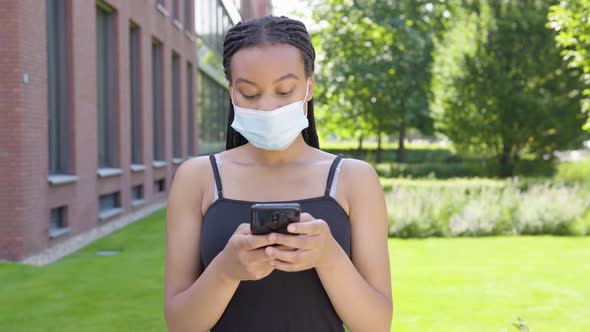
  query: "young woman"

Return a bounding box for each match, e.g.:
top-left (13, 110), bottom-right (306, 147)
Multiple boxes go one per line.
top-left (164, 15), bottom-right (392, 332)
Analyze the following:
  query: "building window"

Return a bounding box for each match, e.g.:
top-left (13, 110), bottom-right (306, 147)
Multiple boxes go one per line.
top-left (131, 185), bottom-right (144, 206)
top-left (47, 0), bottom-right (70, 175)
top-left (196, 0), bottom-right (233, 56)
top-left (97, 3), bottom-right (118, 168)
top-left (130, 23), bottom-right (142, 165)
top-left (98, 191), bottom-right (122, 221)
top-left (99, 192), bottom-right (120, 211)
top-left (49, 206), bottom-right (70, 238)
top-left (152, 39), bottom-right (164, 161)
top-left (186, 62), bottom-right (195, 156)
top-left (172, 53), bottom-right (182, 158)
top-left (154, 179), bottom-right (166, 193)
top-left (183, 0), bottom-right (192, 32)
top-left (172, 0), bottom-right (179, 21)
top-left (198, 71), bottom-right (230, 155)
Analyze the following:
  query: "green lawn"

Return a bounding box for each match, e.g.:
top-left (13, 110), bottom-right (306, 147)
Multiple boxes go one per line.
top-left (1, 209), bottom-right (589, 332)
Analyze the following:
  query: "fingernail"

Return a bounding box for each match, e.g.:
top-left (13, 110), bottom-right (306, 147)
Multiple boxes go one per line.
top-left (288, 225), bottom-right (296, 232)
top-left (266, 247), bottom-right (274, 256)
top-left (271, 261), bottom-right (276, 267)
top-left (268, 233), bottom-right (276, 242)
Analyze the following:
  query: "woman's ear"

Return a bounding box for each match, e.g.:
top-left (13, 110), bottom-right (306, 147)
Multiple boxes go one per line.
top-left (307, 76), bottom-right (316, 101)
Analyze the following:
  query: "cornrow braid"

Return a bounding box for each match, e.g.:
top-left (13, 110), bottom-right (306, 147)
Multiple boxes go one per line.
top-left (222, 15), bottom-right (320, 150)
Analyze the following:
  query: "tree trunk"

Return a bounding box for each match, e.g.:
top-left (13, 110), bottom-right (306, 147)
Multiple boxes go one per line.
top-left (498, 144), bottom-right (514, 177)
top-left (376, 130), bottom-right (383, 164)
top-left (357, 134), bottom-right (364, 158)
top-left (396, 116), bottom-right (406, 163)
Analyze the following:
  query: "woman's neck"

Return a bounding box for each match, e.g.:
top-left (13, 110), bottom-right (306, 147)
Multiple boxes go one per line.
top-left (241, 135), bottom-right (312, 167)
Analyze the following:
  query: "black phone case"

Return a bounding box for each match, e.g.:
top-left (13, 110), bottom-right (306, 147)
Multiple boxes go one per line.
top-left (250, 203), bottom-right (301, 235)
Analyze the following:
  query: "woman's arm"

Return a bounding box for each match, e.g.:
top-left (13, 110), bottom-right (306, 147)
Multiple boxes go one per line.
top-left (267, 159), bottom-right (393, 331)
top-left (163, 157), bottom-right (238, 332)
top-left (163, 157), bottom-right (275, 332)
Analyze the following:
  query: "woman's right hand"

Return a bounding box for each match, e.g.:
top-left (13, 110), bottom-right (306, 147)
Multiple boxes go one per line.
top-left (218, 223), bottom-right (276, 282)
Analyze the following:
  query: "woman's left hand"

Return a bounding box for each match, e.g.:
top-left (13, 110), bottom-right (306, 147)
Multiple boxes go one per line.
top-left (265, 213), bottom-right (340, 272)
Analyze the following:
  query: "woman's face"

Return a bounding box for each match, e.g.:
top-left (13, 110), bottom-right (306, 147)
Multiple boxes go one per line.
top-left (229, 44), bottom-right (315, 112)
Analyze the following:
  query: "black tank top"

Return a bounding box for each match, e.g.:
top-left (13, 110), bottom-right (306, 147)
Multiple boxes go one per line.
top-left (200, 153), bottom-right (351, 332)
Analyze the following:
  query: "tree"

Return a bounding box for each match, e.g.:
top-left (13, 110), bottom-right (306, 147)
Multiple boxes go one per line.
top-left (312, 0), bottom-right (437, 162)
top-left (431, 0), bottom-right (589, 177)
top-left (548, 0), bottom-right (590, 132)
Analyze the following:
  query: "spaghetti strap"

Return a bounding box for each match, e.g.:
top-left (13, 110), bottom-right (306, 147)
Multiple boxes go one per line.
top-left (209, 154), bottom-right (224, 199)
top-left (325, 154), bottom-right (344, 196)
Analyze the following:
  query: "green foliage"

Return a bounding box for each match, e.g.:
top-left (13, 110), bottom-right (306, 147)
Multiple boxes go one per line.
top-left (555, 159), bottom-right (590, 184)
top-left (312, 0), bottom-right (441, 161)
top-left (431, 0), bottom-right (589, 176)
top-left (384, 178), bottom-right (590, 238)
top-left (548, 0), bottom-right (590, 131)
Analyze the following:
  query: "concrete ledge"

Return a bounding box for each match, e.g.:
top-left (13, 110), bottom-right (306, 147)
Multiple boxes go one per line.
top-left (172, 158), bottom-right (184, 165)
top-left (173, 19), bottom-right (183, 30)
top-left (49, 227), bottom-right (71, 239)
top-left (130, 164), bottom-right (146, 173)
top-left (20, 200), bottom-right (167, 266)
top-left (184, 30), bottom-right (196, 41)
top-left (97, 168), bottom-right (123, 178)
top-left (48, 174), bottom-right (80, 186)
top-left (152, 160), bottom-right (167, 168)
top-left (131, 199), bottom-right (145, 208)
top-left (98, 208), bottom-right (124, 221)
top-left (156, 3), bottom-right (169, 17)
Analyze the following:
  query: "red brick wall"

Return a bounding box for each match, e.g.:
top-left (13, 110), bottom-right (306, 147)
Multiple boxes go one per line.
top-left (0, 0), bottom-right (25, 260)
top-left (0, 0), bottom-right (197, 261)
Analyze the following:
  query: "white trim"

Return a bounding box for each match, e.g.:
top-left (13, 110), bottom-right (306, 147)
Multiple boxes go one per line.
top-left (131, 199), bottom-right (146, 208)
top-left (130, 164), bottom-right (146, 172)
top-left (49, 227), bottom-right (71, 239)
top-left (219, 0), bottom-right (241, 25)
top-left (48, 174), bottom-right (80, 186)
top-left (98, 207), bottom-right (124, 221)
top-left (184, 30), bottom-right (196, 41)
top-left (152, 160), bottom-right (167, 168)
top-left (156, 3), bottom-right (169, 17)
top-left (173, 19), bottom-right (183, 30)
top-left (97, 168), bottom-right (123, 178)
top-left (172, 158), bottom-right (184, 165)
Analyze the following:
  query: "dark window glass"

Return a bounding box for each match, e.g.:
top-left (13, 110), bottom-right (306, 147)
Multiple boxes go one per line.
top-left (99, 192), bottom-right (121, 212)
top-left (152, 40), bottom-right (164, 161)
top-left (50, 206), bottom-right (67, 230)
top-left (47, 0), bottom-right (70, 174)
top-left (130, 24), bottom-right (142, 165)
top-left (198, 71), bottom-right (229, 155)
top-left (172, 53), bottom-right (182, 158)
top-left (186, 63), bottom-right (195, 156)
top-left (97, 5), bottom-right (117, 168)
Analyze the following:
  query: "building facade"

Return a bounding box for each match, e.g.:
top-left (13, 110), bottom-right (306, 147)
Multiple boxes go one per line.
top-left (0, 0), bottom-right (271, 262)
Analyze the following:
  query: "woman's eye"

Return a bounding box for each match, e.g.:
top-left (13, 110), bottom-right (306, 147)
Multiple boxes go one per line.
top-left (243, 94), bottom-right (259, 100)
top-left (278, 90), bottom-right (293, 96)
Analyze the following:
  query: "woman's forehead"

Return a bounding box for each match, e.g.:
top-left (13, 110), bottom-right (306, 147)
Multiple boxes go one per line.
top-left (230, 44), bottom-right (305, 84)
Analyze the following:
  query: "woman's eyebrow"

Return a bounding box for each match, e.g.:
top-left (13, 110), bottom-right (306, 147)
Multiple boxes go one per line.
top-left (235, 73), bottom-right (298, 86)
top-left (274, 73), bottom-right (299, 83)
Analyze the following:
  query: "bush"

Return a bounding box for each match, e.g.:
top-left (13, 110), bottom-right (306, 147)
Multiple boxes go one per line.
top-left (555, 160), bottom-right (590, 184)
top-left (384, 179), bottom-right (590, 238)
top-left (323, 147), bottom-right (458, 164)
top-left (375, 162), bottom-right (476, 179)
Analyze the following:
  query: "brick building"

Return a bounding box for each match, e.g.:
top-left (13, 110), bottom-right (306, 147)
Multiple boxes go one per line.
top-left (0, 0), bottom-right (271, 262)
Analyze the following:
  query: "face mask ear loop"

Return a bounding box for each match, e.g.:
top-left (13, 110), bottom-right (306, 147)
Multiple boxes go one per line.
top-left (303, 80), bottom-right (310, 116)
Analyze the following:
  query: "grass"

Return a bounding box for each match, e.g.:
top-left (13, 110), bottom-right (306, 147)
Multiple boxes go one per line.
top-left (1, 209), bottom-right (590, 331)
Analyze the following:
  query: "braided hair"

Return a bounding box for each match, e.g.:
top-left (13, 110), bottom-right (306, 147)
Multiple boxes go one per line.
top-left (222, 15), bottom-right (320, 150)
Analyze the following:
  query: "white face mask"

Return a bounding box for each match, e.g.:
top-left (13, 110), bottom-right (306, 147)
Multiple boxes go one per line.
top-left (230, 81), bottom-right (310, 151)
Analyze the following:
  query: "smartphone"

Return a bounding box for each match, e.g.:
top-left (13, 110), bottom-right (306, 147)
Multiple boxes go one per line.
top-left (250, 203), bottom-right (301, 235)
